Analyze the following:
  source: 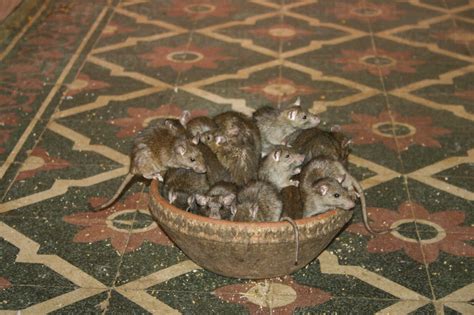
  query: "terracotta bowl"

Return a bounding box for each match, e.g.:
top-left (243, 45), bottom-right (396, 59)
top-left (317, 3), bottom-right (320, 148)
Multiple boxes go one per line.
top-left (149, 180), bottom-right (353, 279)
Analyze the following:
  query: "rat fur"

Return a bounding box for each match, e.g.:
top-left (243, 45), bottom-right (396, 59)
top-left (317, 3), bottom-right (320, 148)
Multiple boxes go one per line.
top-left (253, 98), bottom-right (321, 156)
top-left (233, 181), bottom-right (282, 222)
top-left (258, 146), bottom-right (305, 190)
top-left (93, 117), bottom-right (206, 211)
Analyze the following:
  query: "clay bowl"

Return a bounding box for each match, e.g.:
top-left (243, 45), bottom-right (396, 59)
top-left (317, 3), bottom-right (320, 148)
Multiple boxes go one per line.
top-left (149, 180), bottom-right (353, 279)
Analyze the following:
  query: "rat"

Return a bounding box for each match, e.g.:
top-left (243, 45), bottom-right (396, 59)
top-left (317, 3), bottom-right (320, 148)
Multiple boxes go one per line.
top-left (93, 119), bottom-right (207, 211)
top-left (232, 180), bottom-right (300, 264)
top-left (258, 146), bottom-right (305, 190)
top-left (213, 111), bottom-right (262, 154)
top-left (184, 116), bottom-right (217, 138)
top-left (194, 181), bottom-right (238, 220)
top-left (200, 131), bottom-right (259, 186)
top-left (287, 126), bottom-right (352, 166)
top-left (232, 181), bottom-right (282, 222)
top-left (162, 167), bottom-right (210, 211)
top-left (300, 157), bottom-right (391, 234)
top-left (280, 185), bottom-right (304, 219)
top-left (196, 142), bottom-right (231, 186)
top-left (301, 177), bottom-right (355, 217)
top-left (253, 97), bottom-right (321, 156)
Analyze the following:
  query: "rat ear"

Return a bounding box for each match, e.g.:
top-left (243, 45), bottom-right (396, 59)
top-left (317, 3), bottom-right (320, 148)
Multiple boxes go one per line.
top-left (227, 125), bottom-right (240, 136)
top-left (220, 193), bottom-right (236, 206)
top-left (179, 110), bottom-right (191, 126)
top-left (342, 138), bottom-right (352, 148)
top-left (230, 204), bottom-right (237, 217)
top-left (331, 124), bottom-right (341, 132)
top-left (293, 96), bottom-right (301, 106)
top-left (165, 120), bottom-right (177, 130)
top-left (316, 184), bottom-right (329, 196)
top-left (175, 144), bottom-right (186, 156)
top-left (288, 109), bottom-right (298, 121)
top-left (168, 189), bottom-right (177, 204)
top-left (273, 149), bottom-right (282, 161)
top-left (191, 135), bottom-right (200, 145)
top-left (216, 135), bottom-right (227, 145)
top-left (337, 173), bottom-right (346, 184)
top-left (195, 194), bottom-right (209, 206)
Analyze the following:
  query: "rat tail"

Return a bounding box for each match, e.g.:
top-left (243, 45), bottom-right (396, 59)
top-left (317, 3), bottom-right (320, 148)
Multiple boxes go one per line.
top-left (93, 173), bottom-right (135, 211)
top-left (353, 179), bottom-right (393, 235)
top-left (280, 216), bottom-right (299, 265)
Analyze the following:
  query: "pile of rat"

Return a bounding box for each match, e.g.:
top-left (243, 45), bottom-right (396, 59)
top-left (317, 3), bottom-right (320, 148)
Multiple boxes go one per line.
top-left (94, 98), bottom-right (391, 236)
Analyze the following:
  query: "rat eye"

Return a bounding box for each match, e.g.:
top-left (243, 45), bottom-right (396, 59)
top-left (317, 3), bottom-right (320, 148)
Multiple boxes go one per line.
top-left (334, 193), bottom-right (340, 198)
top-left (302, 115), bottom-right (307, 120)
top-left (190, 157), bottom-right (196, 162)
top-left (285, 154), bottom-right (290, 158)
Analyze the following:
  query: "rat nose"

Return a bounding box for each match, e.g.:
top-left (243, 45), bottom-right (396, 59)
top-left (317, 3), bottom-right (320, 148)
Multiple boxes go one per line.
top-left (312, 116), bottom-right (321, 126)
top-left (346, 200), bottom-right (356, 210)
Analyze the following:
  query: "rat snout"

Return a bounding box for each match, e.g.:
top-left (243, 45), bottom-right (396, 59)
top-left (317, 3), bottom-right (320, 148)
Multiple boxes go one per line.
top-left (344, 199), bottom-right (356, 210)
top-left (208, 205), bottom-right (222, 220)
top-left (296, 154), bottom-right (305, 164)
top-left (194, 164), bottom-right (207, 173)
top-left (310, 115), bottom-right (321, 126)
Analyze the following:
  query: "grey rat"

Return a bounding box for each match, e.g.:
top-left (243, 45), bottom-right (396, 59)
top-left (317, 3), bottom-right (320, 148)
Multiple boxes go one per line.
top-left (301, 177), bottom-right (355, 217)
top-left (253, 98), bottom-right (321, 156)
top-left (162, 167), bottom-right (210, 211)
top-left (287, 126), bottom-right (351, 166)
top-left (233, 180), bottom-right (299, 264)
top-left (93, 118), bottom-right (206, 211)
top-left (258, 146), bottom-right (305, 190)
top-left (200, 131), bottom-right (259, 186)
top-left (300, 157), bottom-right (391, 234)
top-left (195, 181), bottom-right (238, 220)
top-left (233, 181), bottom-right (282, 222)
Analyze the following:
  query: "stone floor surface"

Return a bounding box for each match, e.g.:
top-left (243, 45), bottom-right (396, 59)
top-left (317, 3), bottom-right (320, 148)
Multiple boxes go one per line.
top-left (0, 0), bottom-right (473, 314)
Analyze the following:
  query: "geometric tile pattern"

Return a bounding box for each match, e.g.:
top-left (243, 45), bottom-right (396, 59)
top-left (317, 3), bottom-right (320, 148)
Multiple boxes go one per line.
top-left (0, 0), bottom-right (473, 313)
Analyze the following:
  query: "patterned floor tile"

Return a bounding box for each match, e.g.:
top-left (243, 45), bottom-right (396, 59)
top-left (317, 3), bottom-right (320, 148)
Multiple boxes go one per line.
top-left (123, 0), bottom-right (272, 30)
top-left (58, 61), bottom-right (154, 112)
top-left (93, 9), bottom-right (172, 50)
top-left (214, 13), bottom-right (352, 55)
top-left (0, 215), bottom-right (121, 288)
top-left (196, 64), bottom-right (364, 113)
top-left (384, 95), bottom-right (474, 173)
top-left (409, 70), bottom-right (474, 116)
top-left (389, 17), bottom-right (474, 58)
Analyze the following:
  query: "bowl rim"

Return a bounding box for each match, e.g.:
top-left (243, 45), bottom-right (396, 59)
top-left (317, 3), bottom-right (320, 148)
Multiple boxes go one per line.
top-left (149, 179), bottom-right (343, 228)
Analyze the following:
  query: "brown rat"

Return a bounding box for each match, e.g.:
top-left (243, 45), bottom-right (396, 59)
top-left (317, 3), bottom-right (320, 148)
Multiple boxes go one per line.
top-left (200, 131), bottom-right (259, 186)
top-left (184, 116), bottom-right (217, 138)
top-left (232, 181), bottom-right (282, 222)
top-left (195, 181), bottom-right (238, 220)
top-left (281, 185), bottom-right (304, 219)
top-left (287, 126), bottom-right (351, 166)
top-left (162, 167), bottom-right (210, 211)
top-left (253, 98), bottom-right (321, 156)
top-left (214, 111), bottom-right (261, 154)
top-left (196, 142), bottom-right (231, 186)
top-left (300, 157), bottom-right (391, 234)
top-left (93, 119), bottom-right (206, 211)
top-left (258, 146), bottom-right (305, 190)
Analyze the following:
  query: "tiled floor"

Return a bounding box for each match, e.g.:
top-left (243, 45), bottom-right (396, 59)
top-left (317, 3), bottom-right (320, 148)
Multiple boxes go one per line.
top-left (1, 0), bottom-right (473, 313)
